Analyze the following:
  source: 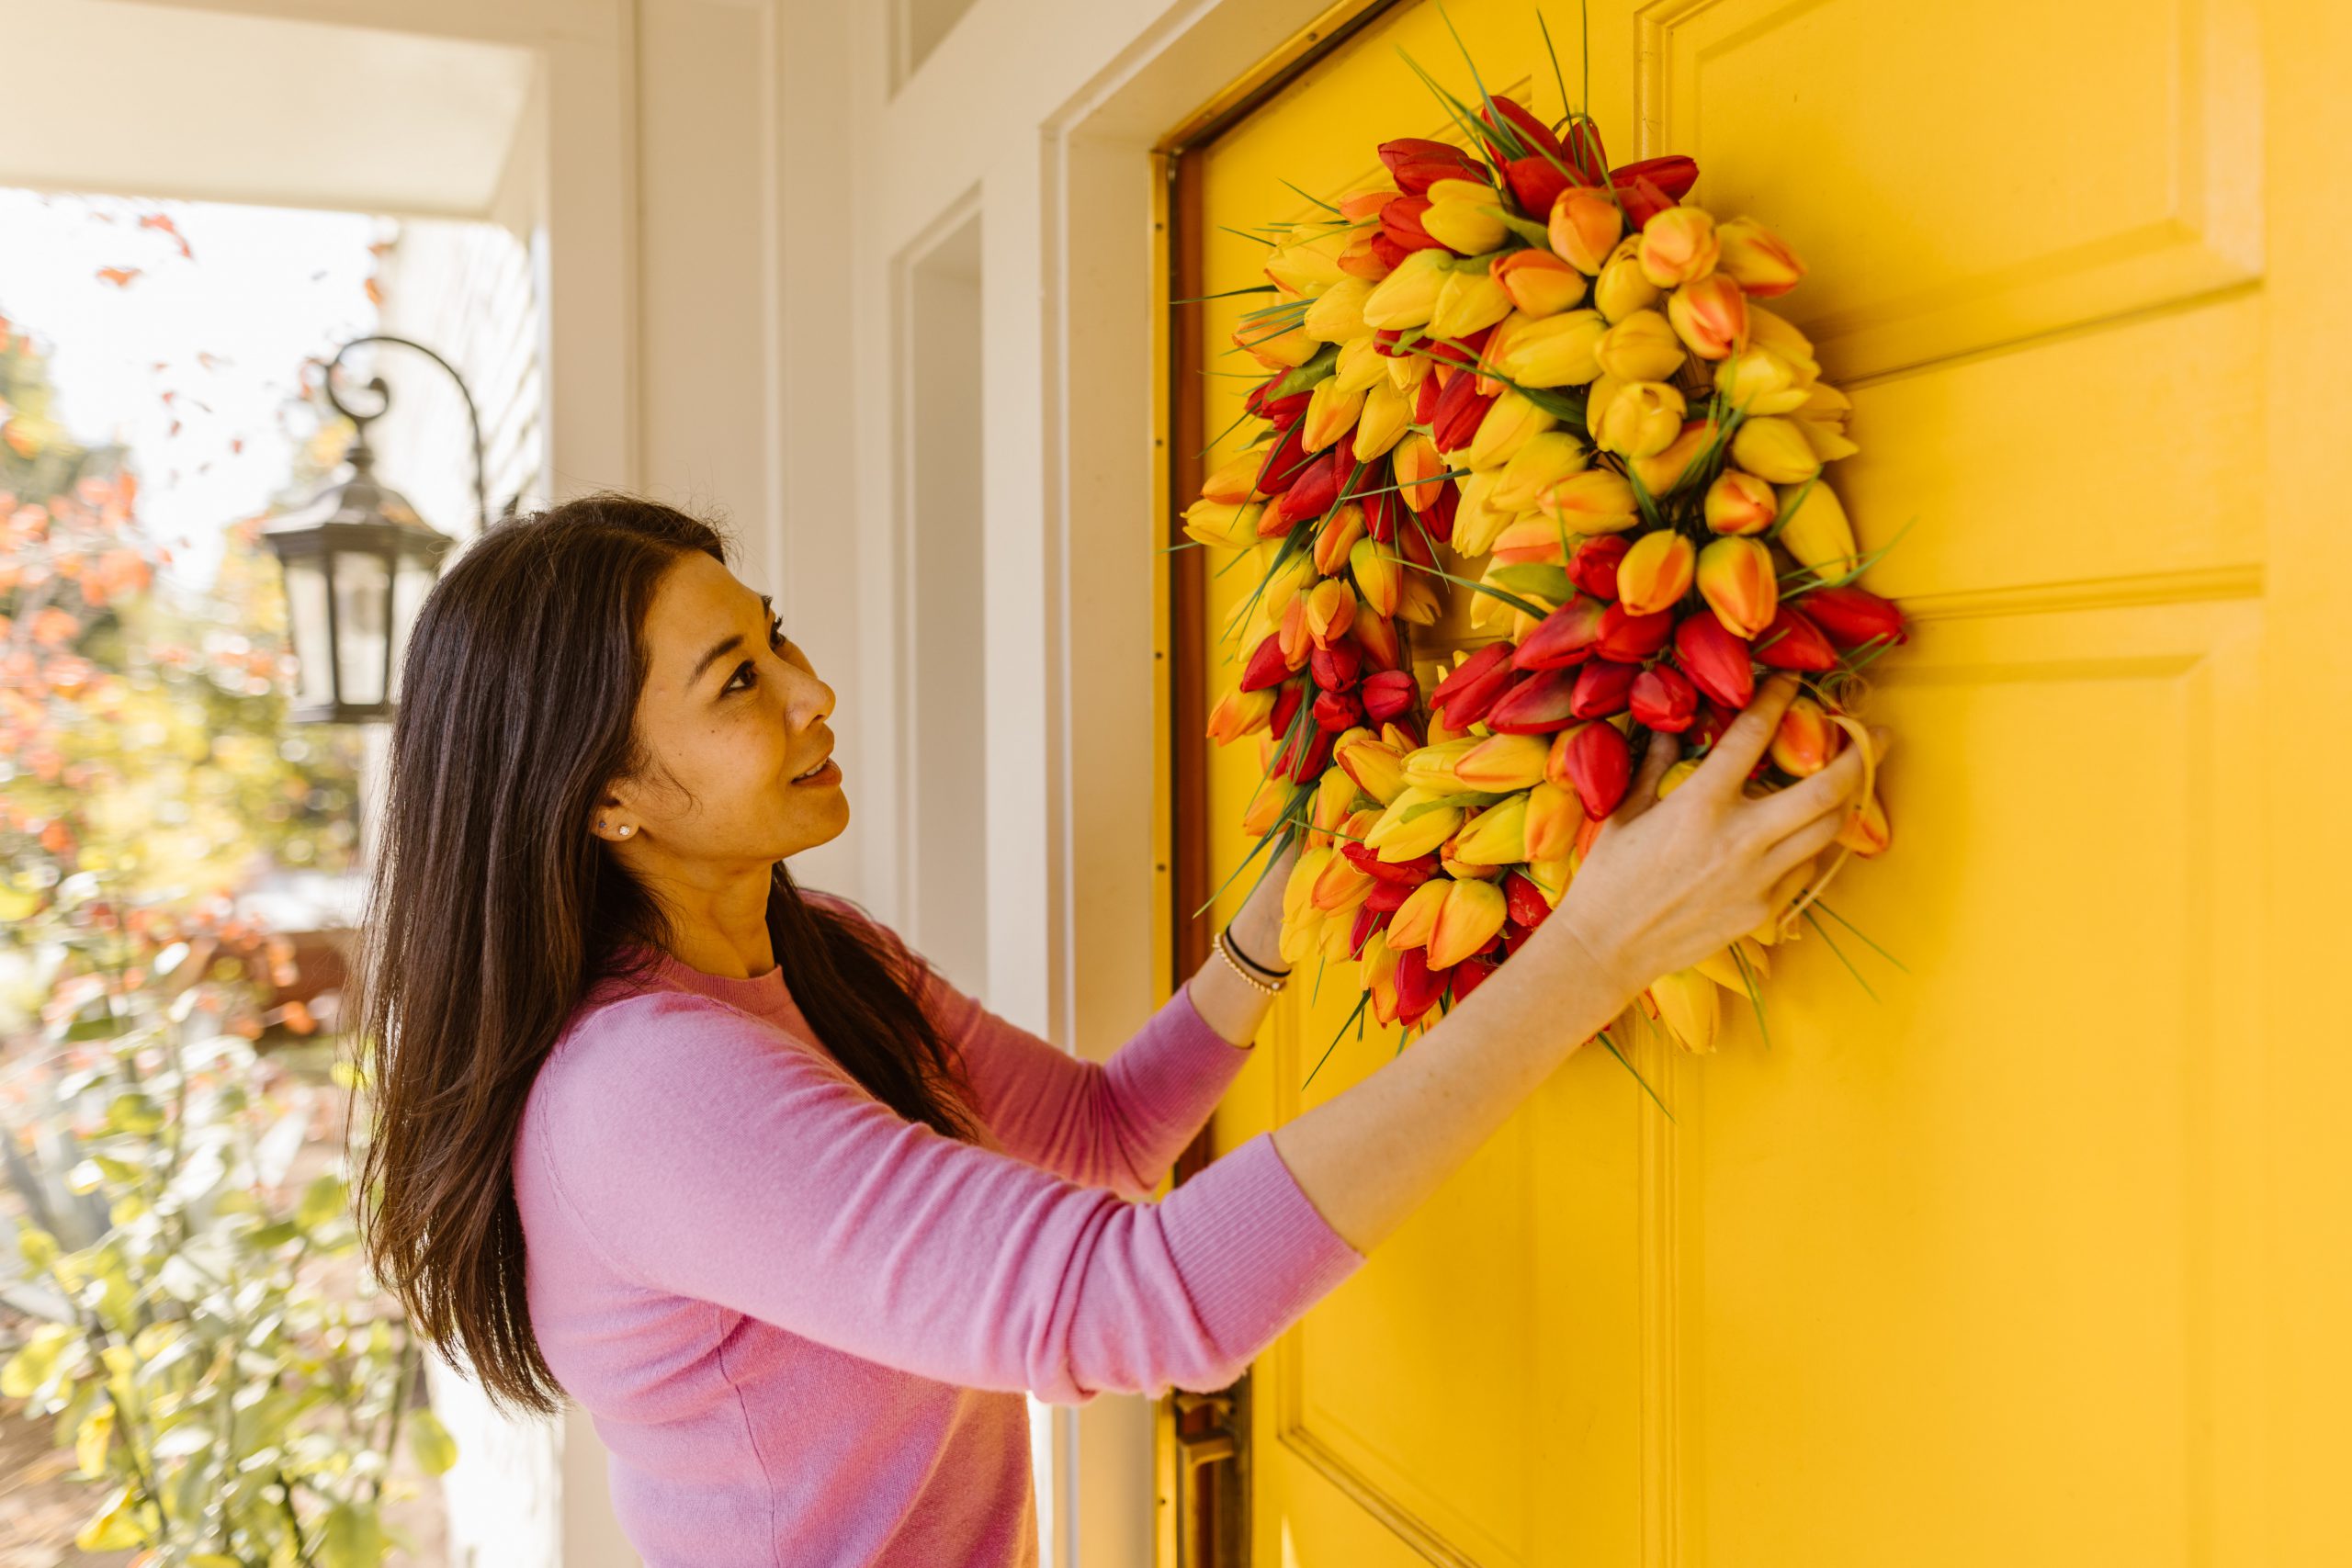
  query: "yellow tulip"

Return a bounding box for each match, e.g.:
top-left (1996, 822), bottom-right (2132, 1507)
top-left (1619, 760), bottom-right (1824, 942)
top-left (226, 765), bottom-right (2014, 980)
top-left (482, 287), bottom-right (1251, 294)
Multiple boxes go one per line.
top-left (1715, 216), bottom-right (1805, 298)
top-left (1200, 448), bottom-right (1266, 505)
top-left (1650, 966), bottom-right (1721, 1053)
top-left (1420, 177), bottom-right (1509, 254)
top-left (1540, 468), bottom-right (1640, 533)
top-left (1488, 431), bottom-right (1589, 513)
top-left (1746, 305), bottom-right (1818, 376)
top-left (1774, 479), bottom-right (1860, 577)
top-left (1702, 468), bottom-right (1778, 536)
top-left (1309, 844), bottom-right (1376, 912)
top-left (1304, 577), bottom-right (1358, 647)
top-left (1262, 227), bottom-right (1353, 294)
top-left (1350, 537), bottom-right (1403, 617)
top-left (1312, 502), bottom-right (1366, 577)
top-left (1454, 732), bottom-right (1551, 792)
top-left (1301, 379), bottom-right (1365, 453)
top-left (1334, 727), bottom-right (1408, 805)
top-left (1522, 779), bottom-right (1580, 861)
top-left (1259, 543), bottom-right (1316, 615)
top-left (1303, 276), bottom-right (1374, 343)
top-left (1450, 793), bottom-right (1530, 866)
top-left (1283, 845), bottom-right (1332, 924)
top-left (1430, 265), bottom-right (1515, 341)
top-left (1464, 389), bottom-right (1556, 469)
top-left (1492, 249), bottom-right (1587, 318)
top-left (1402, 735), bottom-right (1483, 793)
top-left (1491, 309), bottom-right (1608, 388)
top-left (1450, 469), bottom-right (1513, 558)
top-left (1430, 877), bottom-right (1509, 968)
top-left (1333, 333), bottom-right (1388, 392)
top-left (1204, 683), bottom-right (1272, 744)
top-left (1616, 528), bottom-right (1696, 616)
top-left (1692, 938), bottom-right (1770, 994)
top-left (1629, 419), bottom-right (1716, 497)
top-left (1696, 535), bottom-right (1779, 638)
top-left (1385, 876), bottom-right (1453, 950)
top-left (1304, 770), bottom-right (1363, 851)
top-left (1714, 343), bottom-right (1815, 416)
top-left (1387, 347), bottom-right (1434, 390)
top-left (1362, 248), bottom-right (1451, 331)
top-left (1395, 571), bottom-right (1443, 626)
top-left (1593, 237), bottom-right (1661, 321)
top-left (1523, 856), bottom-right (1572, 907)
top-left (1236, 320), bottom-right (1317, 370)
top-left (1595, 380), bottom-right (1687, 459)
top-left (1594, 310), bottom-right (1686, 382)
top-left (1182, 498), bottom-right (1261, 549)
top-left (1278, 904), bottom-right (1326, 967)
top-left (1728, 416), bottom-right (1821, 483)
top-left (1351, 378), bottom-right (1412, 461)
top-left (1365, 788), bottom-right (1463, 861)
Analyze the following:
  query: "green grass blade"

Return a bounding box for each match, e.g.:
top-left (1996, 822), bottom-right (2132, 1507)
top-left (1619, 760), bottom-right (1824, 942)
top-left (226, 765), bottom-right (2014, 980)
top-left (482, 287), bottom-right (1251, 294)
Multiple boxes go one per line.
top-left (1812, 900), bottom-right (1910, 974)
top-left (1597, 1028), bottom-right (1673, 1122)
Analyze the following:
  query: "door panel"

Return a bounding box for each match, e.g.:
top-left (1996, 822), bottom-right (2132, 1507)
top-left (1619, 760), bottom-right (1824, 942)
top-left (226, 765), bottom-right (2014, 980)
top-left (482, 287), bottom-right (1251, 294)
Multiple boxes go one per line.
top-left (1179, 0), bottom-right (2329, 1562)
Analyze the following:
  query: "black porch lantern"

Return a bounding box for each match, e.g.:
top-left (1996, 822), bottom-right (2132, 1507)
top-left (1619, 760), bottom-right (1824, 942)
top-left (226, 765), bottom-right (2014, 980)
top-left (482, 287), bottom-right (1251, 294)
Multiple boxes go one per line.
top-left (264, 335), bottom-right (487, 724)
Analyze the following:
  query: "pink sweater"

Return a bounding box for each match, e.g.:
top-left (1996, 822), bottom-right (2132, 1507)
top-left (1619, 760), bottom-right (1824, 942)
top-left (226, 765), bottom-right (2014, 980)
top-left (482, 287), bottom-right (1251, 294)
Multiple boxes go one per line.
top-left (513, 895), bottom-right (1366, 1565)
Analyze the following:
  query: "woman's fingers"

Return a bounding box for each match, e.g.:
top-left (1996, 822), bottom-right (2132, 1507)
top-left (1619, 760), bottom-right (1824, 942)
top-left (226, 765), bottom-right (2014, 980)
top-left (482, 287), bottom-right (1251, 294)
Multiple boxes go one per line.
top-left (1688, 673), bottom-right (1800, 800)
top-left (1610, 728), bottom-right (1682, 827)
top-left (1743, 740), bottom-right (1867, 846)
top-left (1759, 794), bottom-right (1852, 880)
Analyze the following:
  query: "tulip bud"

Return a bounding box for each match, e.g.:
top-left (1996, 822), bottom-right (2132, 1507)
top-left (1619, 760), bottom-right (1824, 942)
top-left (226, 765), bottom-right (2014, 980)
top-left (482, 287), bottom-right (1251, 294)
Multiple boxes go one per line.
top-left (1650, 967), bottom-right (1720, 1053)
top-left (1361, 248), bottom-right (1452, 330)
top-left (1511, 780), bottom-right (1574, 862)
top-left (1769, 694), bottom-right (1841, 777)
top-left (1278, 449), bottom-right (1347, 523)
top-left (1245, 777), bottom-right (1295, 840)
top-left (1487, 432), bottom-right (1588, 513)
top-left (1752, 606), bottom-right (1840, 671)
top-left (1268, 679), bottom-right (1306, 746)
top-left (1491, 249), bottom-right (1586, 318)
top-left (1305, 769), bottom-right (1363, 852)
top-left (1594, 602), bottom-right (1676, 662)
top-left (1667, 273), bottom-right (1748, 360)
top-left (1464, 389), bottom-right (1556, 469)
top-left (1541, 468), bottom-right (1640, 533)
top-left (1448, 470), bottom-right (1513, 558)
top-left (1429, 264), bottom-right (1515, 342)
top-left (1773, 479), bottom-right (1860, 578)
top-left (1615, 528), bottom-right (1696, 617)
top-left (1348, 537), bottom-right (1403, 617)
top-left (1485, 665), bottom-right (1581, 733)
top-left (1727, 417), bottom-right (1821, 484)
top-left (1332, 334), bottom-right (1388, 394)
top-left (1356, 669), bottom-right (1413, 724)
top-left (1714, 216), bottom-right (1805, 298)
top-left (1595, 381), bottom-right (1686, 459)
top-left (1384, 874), bottom-right (1453, 949)
top-left (1201, 449), bottom-right (1267, 506)
top-left (1420, 177), bottom-right (1510, 254)
top-left (1428, 642), bottom-right (1518, 730)
top-left (1334, 728), bottom-right (1408, 804)
top-left (1402, 735), bottom-right (1481, 793)
top-left (1746, 305), bottom-right (1819, 374)
top-left (1204, 683), bottom-right (1275, 743)
top-left (1636, 206), bottom-right (1719, 288)
top-left (1489, 517), bottom-right (1569, 570)
top-left (1312, 687), bottom-right (1364, 732)
top-left (1594, 310), bottom-right (1686, 383)
top-left (1237, 320), bottom-right (1319, 370)
top-left (1182, 497), bottom-right (1262, 549)
top-left (1301, 380), bottom-right (1365, 454)
top-left (1354, 611), bottom-right (1405, 671)
top-left (1702, 468), bottom-right (1777, 536)
top-left (1260, 546), bottom-right (1317, 615)
top-left (1628, 663), bottom-right (1697, 733)
top-left (1548, 186), bottom-right (1624, 274)
top-left (1450, 793), bottom-right (1529, 865)
top-left (1568, 534), bottom-right (1630, 599)
top-left (1313, 503), bottom-right (1366, 577)
top-left (1628, 419), bottom-right (1718, 498)
top-left (1309, 639), bottom-right (1363, 694)
top-left (1512, 593), bottom-right (1608, 671)
top-left (1454, 731), bottom-right (1551, 791)
top-left (1793, 584), bottom-right (1907, 648)
top-left (1491, 309), bottom-right (1609, 388)
top-left (1309, 840), bottom-right (1377, 911)
top-left (1351, 380), bottom-right (1412, 462)
top-left (1714, 343), bottom-right (1815, 416)
top-left (1396, 571), bottom-right (1444, 626)
top-left (1837, 792), bottom-right (1892, 856)
top-left (1392, 433), bottom-right (1447, 513)
top-left (1570, 658), bottom-right (1636, 718)
top-left (1393, 945), bottom-right (1448, 1024)
top-left (1593, 238), bottom-right (1661, 321)
top-left (1304, 578), bottom-right (1358, 649)
top-left (1303, 277), bottom-right (1374, 344)
top-left (1696, 535), bottom-right (1778, 638)
top-left (1549, 719), bottom-right (1633, 818)
top-left (1425, 876), bottom-right (1506, 969)
top-left (1672, 611), bottom-right (1755, 709)
top-left (1368, 789), bottom-right (1464, 863)
top-left (1430, 372), bottom-right (1499, 455)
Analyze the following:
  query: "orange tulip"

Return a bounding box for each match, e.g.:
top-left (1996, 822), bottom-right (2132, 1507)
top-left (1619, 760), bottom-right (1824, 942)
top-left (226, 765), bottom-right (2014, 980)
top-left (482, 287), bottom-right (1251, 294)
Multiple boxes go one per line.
top-left (1628, 419), bottom-right (1717, 497)
top-left (1548, 186), bottom-right (1624, 274)
top-left (1391, 433), bottom-right (1448, 513)
top-left (1697, 535), bottom-right (1778, 638)
top-left (1616, 528), bottom-right (1696, 616)
top-left (1715, 216), bottom-right (1805, 298)
top-left (1385, 875), bottom-right (1452, 950)
top-left (1334, 727), bottom-right (1408, 805)
top-left (1454, 732), bottom-right (1551, 792)
top-left (1304, 578), bottom-right (1357, 649)
top-left (1349, 537), bottom-right (1403, 617)
top-left (1703, 469), bottom-right (1777, 536)
top-left (1667, 273), bottom-right (1748, 360)
top-left (1492, 249), bottom-right (1586, 318)
top-left (1838, 792), bottom-right (1892, 856)
top-left (1769, 694), bottom-right (1841, 777)
top-left (1521, 779), bottom-right (1579, 861)
top-left (1313, 503), bottom-right (1366, 576)
top-left (1635, 205), bottom-right (1719, 289)
top-left (1429, 876), bottom-right (1508, 968)
top-left (1302, 379), bottom-right (1366, 453)
top-left (1200, 448), bottom-right (1266, 505)
top-left (1204, 683), bottom-right (1273, 743)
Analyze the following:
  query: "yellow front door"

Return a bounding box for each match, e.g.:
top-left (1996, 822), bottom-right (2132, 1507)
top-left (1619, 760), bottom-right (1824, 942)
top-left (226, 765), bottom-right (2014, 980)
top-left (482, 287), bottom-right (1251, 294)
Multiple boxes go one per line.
top-left (1179, 0), bottom-right (2350, 1562)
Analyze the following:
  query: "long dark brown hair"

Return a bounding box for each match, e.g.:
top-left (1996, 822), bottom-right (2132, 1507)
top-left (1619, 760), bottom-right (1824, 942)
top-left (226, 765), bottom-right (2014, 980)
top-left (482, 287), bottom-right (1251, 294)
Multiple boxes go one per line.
top-left (352, 492), bottom-right (976, 1416)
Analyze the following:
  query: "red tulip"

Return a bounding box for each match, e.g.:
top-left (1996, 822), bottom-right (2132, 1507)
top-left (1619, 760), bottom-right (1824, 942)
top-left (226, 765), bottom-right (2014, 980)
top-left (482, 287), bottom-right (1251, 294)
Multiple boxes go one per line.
top-left (1361, 667), bottom-right (1417, 721)
top-left (1246, 370), bottom-right (1314, 428)
top-left (1342, 841), bottom-right (1441, 885)
top-left (1450, 953), bottom-right (1499, 1002)
top-left (1253, 419), bottom-right (1315, 495)
top-left (1363, 481), bottom-right (1405, 543)
top-left (1349, 903), bottom-right (1387, 957)
top-left (1794, 584), bottom-right (1909, 648)
top-left (1503, 870), bottom-right (1553, 930)
top-left (1380, 196), bottom-right (1446, 253)
top-left (1278, 450), bottom-right (1346, 523)
top-left (1354, 613), bottom-right (1403, 672)
top-left (1565, 119), bottom-right (1611, 185)
top-left (1362, 879), bottom-right (1416, 913)
top-left (1673, 612), bottom-right (1755, 709)
top-left (1379, 140), bottom-right (1487, 194)
top-left (1425, 479), bottom-right (1460, 543)
top-left (1752, 606), bottom-right (1840, 671)
top-left (1570, 658), bottom-right (1636, 719)
top-left (1512, 594), bottom-right (1608, 671)
top-left (1267, 678), bottom-right (1304, 738)
top-left (1593, 603), bottom-right (1674, 662)
top-left (1485, 665), bottom-right (1582, 733)
top-left (1239, 632), bottom-right (1290, 692)
top-left (1313, 688), bottom-right (1364, 731)
top-left (1368, 231), bottom-right (1414, 272)
top-left (1309, 639), bottom-right (1363, 692)
top-left (1430, 373), bottom-right (1498, 454)
top-left (1629, 663), bottom-right (1698, 733)
top-left (1569, 535), bottom-right (1631, 600)
top-left (1478, 96), bottom-right (1566, 166)
top-left (1614, 173), bottom-right (1679, 229)
top-left (1272, 722), bottom-right (1333, 782)
top-left (1394, 945), bottom-right (1447, 1023)
top-left (1502, 157), bottom-right (1575, 224)
top-left (1429, 642), bottom-right (1518, 730)
top-left (1689, 701), bottom-right (1735, 752)
top-left (1552, 719), bottom-right (1633, 818)
top-left (1611, 155), bottom-right (1698, 202)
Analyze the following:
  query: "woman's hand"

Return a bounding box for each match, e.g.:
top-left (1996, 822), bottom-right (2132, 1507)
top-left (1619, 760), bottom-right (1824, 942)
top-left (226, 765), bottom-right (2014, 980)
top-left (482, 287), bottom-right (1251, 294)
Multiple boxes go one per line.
top-left (1227, 834), bottom-right (1297, 976)
top-left (1544, 673), bottom-right (1877, 1001)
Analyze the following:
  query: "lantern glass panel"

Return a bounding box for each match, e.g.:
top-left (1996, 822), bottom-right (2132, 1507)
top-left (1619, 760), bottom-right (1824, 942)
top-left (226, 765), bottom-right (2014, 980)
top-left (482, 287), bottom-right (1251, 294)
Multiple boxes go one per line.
top-left (333, 550), bottom-right (391, 709)
top-left (389, 557), bottom-right (437, 702)
top-left (284, 555), bottom-right (335, 713)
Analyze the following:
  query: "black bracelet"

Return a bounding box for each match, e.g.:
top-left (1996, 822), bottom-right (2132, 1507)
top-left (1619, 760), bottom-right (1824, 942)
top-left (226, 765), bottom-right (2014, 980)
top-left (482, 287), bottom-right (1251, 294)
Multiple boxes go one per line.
top-left (1222, 922), bottom-right (1292, 979)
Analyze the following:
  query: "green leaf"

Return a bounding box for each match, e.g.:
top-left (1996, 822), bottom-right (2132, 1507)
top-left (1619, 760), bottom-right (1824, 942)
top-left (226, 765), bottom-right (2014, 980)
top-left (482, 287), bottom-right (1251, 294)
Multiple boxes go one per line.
top-left (1396, 556), bottom-right (1549, 621)
top-left (405, 1407), bottom-right (458, 1475)
top-left (321, 1500), bottom-right (386, 1568)
top-left (1596, 1030), bottom-right (1674, 1122)
top-left (297, 1173), bottom-right (347, 1232)
top-left (1487, 563), bottom-right (1575, 603)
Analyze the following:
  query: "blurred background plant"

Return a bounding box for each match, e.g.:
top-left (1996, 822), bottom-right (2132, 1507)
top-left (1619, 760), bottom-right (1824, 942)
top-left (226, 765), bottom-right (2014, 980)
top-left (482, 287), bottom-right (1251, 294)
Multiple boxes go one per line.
top-left (0, 309), bottom-right (451, 1562)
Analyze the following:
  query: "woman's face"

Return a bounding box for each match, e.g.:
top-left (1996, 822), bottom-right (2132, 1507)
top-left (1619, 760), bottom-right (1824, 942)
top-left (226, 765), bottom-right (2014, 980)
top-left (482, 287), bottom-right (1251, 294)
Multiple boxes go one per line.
top-left (598, 550), bottom-right (847, 869)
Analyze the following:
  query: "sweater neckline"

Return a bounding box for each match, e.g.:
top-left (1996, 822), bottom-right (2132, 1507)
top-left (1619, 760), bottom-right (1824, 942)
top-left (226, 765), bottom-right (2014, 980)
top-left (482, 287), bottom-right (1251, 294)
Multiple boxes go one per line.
top-left (620, 940), bottom-right (796, 1019)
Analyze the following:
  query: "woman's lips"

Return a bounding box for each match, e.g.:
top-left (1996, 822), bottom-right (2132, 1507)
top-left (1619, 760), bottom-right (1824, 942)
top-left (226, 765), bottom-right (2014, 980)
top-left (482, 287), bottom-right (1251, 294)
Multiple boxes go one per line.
top-left (790, 757), bottom-right (842, 786)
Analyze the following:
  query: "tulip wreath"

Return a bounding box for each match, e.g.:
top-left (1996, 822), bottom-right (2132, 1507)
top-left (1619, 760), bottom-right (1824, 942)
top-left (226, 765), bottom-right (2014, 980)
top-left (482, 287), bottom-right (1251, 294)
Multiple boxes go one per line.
top-left (1185, 25), bottom-right (1906, 1097)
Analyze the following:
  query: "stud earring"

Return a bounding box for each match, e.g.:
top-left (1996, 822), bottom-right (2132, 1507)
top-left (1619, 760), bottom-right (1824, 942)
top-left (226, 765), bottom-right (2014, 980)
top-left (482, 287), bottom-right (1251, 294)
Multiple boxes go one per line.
top-left (617, 825), bottom-right (634, 838)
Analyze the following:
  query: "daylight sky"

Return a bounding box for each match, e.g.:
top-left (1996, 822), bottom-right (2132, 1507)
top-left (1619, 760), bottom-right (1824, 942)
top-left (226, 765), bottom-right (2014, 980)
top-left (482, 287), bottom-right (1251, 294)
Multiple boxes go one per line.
top-left (0, 188), bottom-right (386, 589)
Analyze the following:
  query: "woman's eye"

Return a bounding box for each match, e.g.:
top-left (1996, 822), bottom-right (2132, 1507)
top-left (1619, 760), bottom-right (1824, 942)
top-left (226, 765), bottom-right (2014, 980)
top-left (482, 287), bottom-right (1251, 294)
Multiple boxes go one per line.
top-left (768, 617), bottom-right (788, 649)
top-left (723, 660), bottom-right (759, 694)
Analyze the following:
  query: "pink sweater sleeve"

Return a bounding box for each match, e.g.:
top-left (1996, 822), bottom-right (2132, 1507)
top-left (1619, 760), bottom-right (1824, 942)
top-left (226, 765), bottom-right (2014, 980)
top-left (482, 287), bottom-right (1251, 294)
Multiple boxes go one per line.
top-left (907, 957), bottom-right (1256, 1201)
top-left (530, 989), bottom-right (1366, 1404)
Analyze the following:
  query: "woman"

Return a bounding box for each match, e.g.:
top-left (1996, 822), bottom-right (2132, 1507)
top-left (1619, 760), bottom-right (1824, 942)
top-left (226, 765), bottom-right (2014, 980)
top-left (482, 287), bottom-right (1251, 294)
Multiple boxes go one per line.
top-left (355, 493), bottom-right (1867, 1565)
